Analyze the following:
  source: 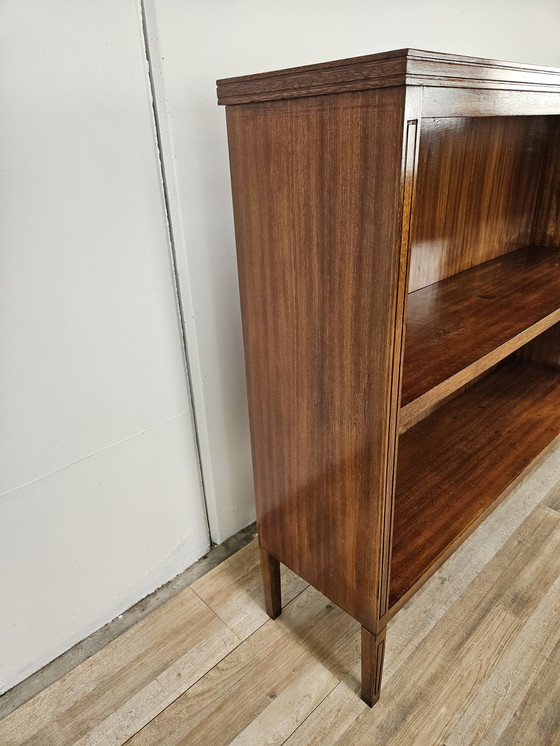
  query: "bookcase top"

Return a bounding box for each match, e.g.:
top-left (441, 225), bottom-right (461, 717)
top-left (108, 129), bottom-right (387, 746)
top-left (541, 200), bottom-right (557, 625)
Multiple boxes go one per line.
top-left (217, 48), bottom-right (560, 105)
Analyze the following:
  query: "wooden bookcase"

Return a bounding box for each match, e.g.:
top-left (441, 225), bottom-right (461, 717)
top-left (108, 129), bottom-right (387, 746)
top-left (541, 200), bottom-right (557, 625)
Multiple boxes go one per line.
top-left (216, 49), bottom-right (560, 706)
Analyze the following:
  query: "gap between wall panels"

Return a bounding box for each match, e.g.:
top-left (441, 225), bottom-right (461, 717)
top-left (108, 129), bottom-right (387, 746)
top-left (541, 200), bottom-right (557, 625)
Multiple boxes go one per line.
top-left (139, 0), bottom-right (217, 544)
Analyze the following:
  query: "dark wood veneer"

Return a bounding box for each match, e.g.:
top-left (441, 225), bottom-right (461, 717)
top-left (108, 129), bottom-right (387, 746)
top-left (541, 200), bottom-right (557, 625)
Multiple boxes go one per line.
top-left (517, 323), bottom-right (560, 371)
top-left (392, 363), bottom-right (560, 613)
top-left (226, 87), bottom-right (411, 632)
top-left (409, 117), bottom-right (552, 292)
top-left (218, 49), bottom-right (560, 708)
top-left (401, 246), bottom-right (560, 430)
top-left (534, 118), bottom-right (560, 246)
top-left (217, 49), bottom-right (560, 105)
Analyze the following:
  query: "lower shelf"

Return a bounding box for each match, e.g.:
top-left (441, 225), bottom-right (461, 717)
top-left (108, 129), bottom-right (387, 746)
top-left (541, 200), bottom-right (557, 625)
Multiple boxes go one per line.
top-left (388, 361), bottom-right (560, 614)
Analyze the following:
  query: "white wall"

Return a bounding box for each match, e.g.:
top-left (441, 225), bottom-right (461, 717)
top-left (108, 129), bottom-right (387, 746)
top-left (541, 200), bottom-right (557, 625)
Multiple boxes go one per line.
top-left (148, 0), bottom-right (560, 542)
top-left (0, 0), bottom-right (209, 693)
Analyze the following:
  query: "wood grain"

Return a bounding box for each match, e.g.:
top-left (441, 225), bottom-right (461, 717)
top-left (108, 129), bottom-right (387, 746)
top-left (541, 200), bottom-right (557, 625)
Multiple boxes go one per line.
top-left (126, 621), bottom-right (337, 746)
top-left (274, 452), bottom-right (560, 715)
top-left (191, 540), bottom-right (307, 642)
top-left (226, 88), bottom-right (411, 631)
top-left (336, 504), bottom-right (560, 745)
top-left (361, 627), bottom-right (386, 707)
top-left (219, 47), bottom-right (560, 707)
top-left (401, 246), bottom-right (560, 429)
top-left (275, 586), bottom-right (360, 681)
top-left (391, 362), bottom-right (560, 612)
top-left (443, 557), bottom-right (560, 744)
top-left (399, 366), bottom-right (498, 433)
top-left (284, 682), bottom-right (368, 746)
top-left (534, 116), bottom-right (560, 246)
top-left (422, 86), bottom-right (560, 118)
top-left (0, 589), bottom-right (239, 746)
top-left (259, 546), bottom-right (282, 619)
top-left (265, 450), bottom-right (560, 741)
top-left (226, 665), bottom-right (336, 746)
top-left (544, 480), bottom-right (560, 513)
top-left (495, 633), bottom-right (560, 746)
top-left (517, 322), bottom-right (560, 371)
top-left (217, 48), bottom-right (409, 104)
top-left (217, 49), bottom-right (560, 105)
top-left (408, 116), bottom-right (552, 292)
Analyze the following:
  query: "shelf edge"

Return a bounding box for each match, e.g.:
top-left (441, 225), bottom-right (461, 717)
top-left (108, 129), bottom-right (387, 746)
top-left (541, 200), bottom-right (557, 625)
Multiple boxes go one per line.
top-left (400, 307), bottom-right (560, 434)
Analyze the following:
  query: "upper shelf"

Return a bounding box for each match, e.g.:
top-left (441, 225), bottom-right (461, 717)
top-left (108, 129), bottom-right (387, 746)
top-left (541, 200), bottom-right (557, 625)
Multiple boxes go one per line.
top-left (400, 245), bottom-right (560, 431)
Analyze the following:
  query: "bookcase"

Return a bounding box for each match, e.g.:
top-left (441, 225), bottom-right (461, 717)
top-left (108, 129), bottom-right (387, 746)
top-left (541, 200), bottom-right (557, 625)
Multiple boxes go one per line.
top-left (216, 49), bottom-right (560, 706)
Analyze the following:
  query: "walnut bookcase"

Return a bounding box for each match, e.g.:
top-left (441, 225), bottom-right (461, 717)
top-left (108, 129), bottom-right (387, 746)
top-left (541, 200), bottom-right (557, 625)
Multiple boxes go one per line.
top-left (216, 49), bottom-right (560, 706)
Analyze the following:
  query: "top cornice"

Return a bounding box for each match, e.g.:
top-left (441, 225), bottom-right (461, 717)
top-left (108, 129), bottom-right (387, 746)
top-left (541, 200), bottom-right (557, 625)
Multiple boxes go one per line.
top-left (216, 48), bottom-right (560, 105)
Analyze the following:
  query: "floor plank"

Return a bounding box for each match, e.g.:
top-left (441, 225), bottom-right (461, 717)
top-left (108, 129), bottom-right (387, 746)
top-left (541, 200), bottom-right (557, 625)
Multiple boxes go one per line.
top-left (126, 621), bottom-right (337, 745)
top-left (227, 664), bottom-right (336, 746)
top-left (275, 586), bottom-right (360, 682)
top-left (283, 681), bottom-right (367, 746)
top-left (544, 479), bottom-right (560, 512)
top-left (191, 540), bottom-right (308, 641)
top-left (496, 634), bottom-right (560, 746)
top-left (445, 567), bottom-right (560, 745)
top-left (0, 589), bottom-right (239, 746)
top-left (333, 505), bottom-right (560, 746)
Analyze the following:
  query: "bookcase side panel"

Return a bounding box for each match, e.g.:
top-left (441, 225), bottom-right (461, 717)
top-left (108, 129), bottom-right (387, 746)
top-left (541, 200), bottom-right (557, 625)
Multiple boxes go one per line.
top-left (226, 88), bottom-right (408, 629)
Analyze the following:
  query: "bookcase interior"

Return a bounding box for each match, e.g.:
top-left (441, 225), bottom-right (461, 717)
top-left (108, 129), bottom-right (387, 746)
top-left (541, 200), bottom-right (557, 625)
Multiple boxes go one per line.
top-left (390, 113), bottom-right (560, 618)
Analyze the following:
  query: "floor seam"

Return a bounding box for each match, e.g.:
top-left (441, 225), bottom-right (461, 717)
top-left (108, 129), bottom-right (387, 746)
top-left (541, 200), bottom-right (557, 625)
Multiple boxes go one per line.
top-left (190, 587), bottom-right (245, 643)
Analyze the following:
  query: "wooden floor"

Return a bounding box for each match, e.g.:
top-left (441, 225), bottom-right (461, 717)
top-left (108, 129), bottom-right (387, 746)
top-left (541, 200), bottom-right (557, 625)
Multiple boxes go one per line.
top-left (2, 446), bottom-right (560, 745)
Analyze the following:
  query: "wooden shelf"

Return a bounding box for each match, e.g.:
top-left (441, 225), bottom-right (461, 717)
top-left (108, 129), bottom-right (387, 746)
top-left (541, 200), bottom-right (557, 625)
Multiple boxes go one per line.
top-left (400, 246), bottom-right (560, 431)
top-left (389, 361), bottom-right (560, 614)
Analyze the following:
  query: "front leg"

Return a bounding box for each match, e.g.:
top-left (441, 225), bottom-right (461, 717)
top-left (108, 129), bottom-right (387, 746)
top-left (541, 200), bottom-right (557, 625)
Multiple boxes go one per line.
top-left (259, 546), bottom-right (282, 618)
top-left (361, 625), bottom-right (387, 706)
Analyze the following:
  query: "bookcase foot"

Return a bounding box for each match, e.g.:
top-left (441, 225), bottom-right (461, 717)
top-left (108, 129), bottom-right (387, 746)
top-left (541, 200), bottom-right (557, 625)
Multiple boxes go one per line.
top-left (259, 546), bottom-right (282, 618)
top-left (361, 625), bottom-right (387, 707)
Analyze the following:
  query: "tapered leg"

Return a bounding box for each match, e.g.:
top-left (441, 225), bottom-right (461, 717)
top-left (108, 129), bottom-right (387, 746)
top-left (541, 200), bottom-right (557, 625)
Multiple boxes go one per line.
top-left (361, 625), bottom-right (387, 707)
top-left (259, 546), bottom-right (282, 619)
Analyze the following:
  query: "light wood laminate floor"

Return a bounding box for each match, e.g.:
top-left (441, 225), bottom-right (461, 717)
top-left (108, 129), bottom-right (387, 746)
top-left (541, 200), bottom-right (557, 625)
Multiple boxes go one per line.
top-left (2, 445), bottom-right (560, 745)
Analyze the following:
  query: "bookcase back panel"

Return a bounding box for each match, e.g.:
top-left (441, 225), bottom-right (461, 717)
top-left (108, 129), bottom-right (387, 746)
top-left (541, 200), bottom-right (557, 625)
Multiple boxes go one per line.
top-left (534, 118), bottom-right (560, 247)
top-left (408, 115), bottom-right (553, 292)
top-left (517, 323), bottom-right (560, 371)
